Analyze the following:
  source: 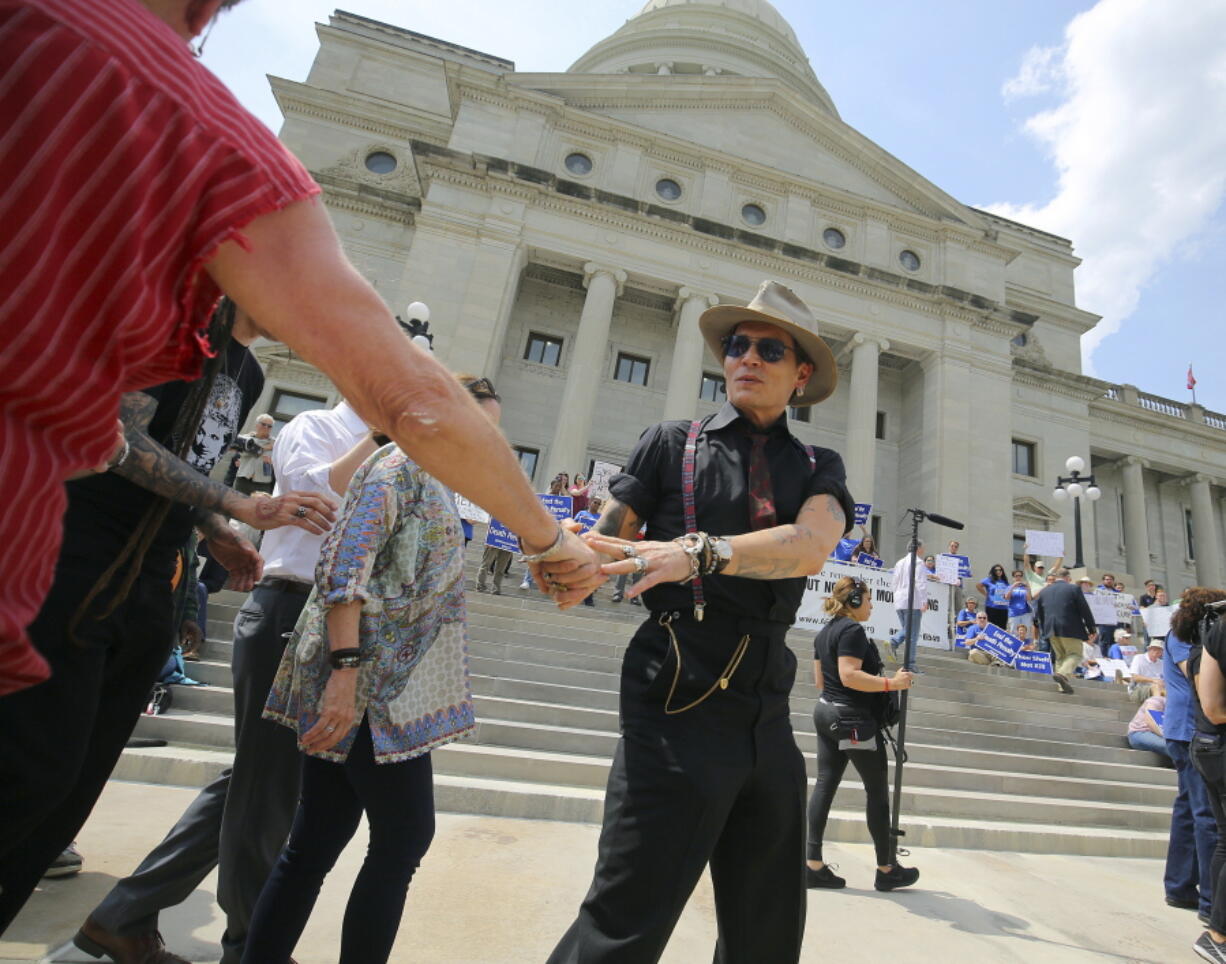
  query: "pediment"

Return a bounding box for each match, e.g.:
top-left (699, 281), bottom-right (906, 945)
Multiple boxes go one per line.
top-left (1013, 497), bottom-right (1062, 526)
top-left (509, 73), bottom-right (978, 225)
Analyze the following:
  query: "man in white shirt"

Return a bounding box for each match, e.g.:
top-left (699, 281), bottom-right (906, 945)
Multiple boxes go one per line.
top-left (889, 541), bottom-right (928, 662)
top-left (82, 400), bottom-right (373, 964)
top-left (1128, 641), bottom-right (1165, 703)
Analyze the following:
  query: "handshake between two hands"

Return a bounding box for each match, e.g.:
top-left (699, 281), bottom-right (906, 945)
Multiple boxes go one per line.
top-left (531, 520), bottom-right (691, 611)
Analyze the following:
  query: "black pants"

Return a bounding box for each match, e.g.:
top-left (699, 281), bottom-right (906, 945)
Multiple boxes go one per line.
top-left (985, 606), bottom-right (1008, 630)
top-left (1192, 736), bottom-right (1226, 934)
top-left (241, 720), bottom-right (435, 964)
top-left (0, 552), bottom-right (174, 932)
top-left (806, 703), bottom-right (891, 867)
top-left (549, 613), bottom-right (806, 964)
top-left (90, 582), bottom-right (307, 963)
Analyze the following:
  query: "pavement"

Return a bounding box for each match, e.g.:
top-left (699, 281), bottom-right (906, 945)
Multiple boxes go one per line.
top-left (1, 781), bottom-right (1200, 964)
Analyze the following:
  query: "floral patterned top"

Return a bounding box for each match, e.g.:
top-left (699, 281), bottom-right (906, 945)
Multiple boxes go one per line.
top-left (264, 445), bottom-right (474, 764)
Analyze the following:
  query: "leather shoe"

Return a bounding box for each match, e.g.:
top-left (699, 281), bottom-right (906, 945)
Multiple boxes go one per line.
top-left (1167, 894), bottom-right (1200, 910)
top-left (73, 916), bottom-right (190, 963)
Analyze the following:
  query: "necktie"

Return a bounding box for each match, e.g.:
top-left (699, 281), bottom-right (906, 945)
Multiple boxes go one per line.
top-left (747, 434), bottom-right (776, 530)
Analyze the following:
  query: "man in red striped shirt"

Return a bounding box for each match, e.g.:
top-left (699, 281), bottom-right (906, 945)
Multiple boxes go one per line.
top-left (0, 0), bottom-right (604, 698)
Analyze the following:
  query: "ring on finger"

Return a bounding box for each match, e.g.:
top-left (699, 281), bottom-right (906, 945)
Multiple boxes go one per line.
top-left (325, 724), bottom-right (336, 732)
top-left (633, 556), bottom-right (649, 575)
top-left (295, 505), bottom-right (309, 518)
top-left (622, 545), bottom-right (638, 558)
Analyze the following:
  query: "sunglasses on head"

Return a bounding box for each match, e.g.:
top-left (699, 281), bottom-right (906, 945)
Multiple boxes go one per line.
top-left (463, 377), bottom-right (500, 402)
top-left (720, 333), bottom-right (797, 364)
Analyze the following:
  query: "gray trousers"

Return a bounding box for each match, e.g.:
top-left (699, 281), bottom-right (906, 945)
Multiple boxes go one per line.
top-left (91, 583), bottom-right (307, 964)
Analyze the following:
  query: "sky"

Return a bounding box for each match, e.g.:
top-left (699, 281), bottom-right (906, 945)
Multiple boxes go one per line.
top-left (202, 0), bottom-right (1226, 413)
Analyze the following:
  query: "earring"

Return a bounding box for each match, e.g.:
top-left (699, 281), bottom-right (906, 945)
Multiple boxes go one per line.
top-left (794, 386), bottom-right (803, 398)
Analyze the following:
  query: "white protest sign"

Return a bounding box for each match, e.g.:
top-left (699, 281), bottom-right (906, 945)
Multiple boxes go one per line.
top-left (796, 560), bottom-right (952, 650)
top-left (1095, 657), bottom-right (1131, 680)
top-left (453, 495), bottom-right (489, 525)
top-left (1143, 605), bottom-right (1173, 638)
top-left (588, 461), bottom-right (622, 502)
top-left (935, 554), bottom-right (962, 586)
top-left (1025, 530), bottom-right (1065, 557)
top-left (1087, 592), bottom-right (1119, 626)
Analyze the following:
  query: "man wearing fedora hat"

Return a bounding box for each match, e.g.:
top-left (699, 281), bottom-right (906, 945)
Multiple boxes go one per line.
top-left (544, 281), bottom-right (854, 963)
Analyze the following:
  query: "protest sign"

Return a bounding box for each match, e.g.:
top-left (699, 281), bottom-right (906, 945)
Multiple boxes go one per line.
top-left (853, 503), bottom-right (872, 526)
top-left (1095, 657), bottom-right (1131, 680)
top-left (486, 494), bottom-right (574, 552)
top-left (941, 553), bottom-right (972, 578)
top-left (1014, 650), bottom-right (1053, 675)
top-left (796, 560), bottom-right (952, 649)
top-left (1025, 530), bottom-right (1065, 558)
top-left (854, 553), bottom-right (884, 569)
top-left (1087, 593), bottom-right (1120, 626)
top-left (1150, 709), bottom-right (1165, 728)
top-left (972, 624), bottom-right (1024, 666)
top-left (1143, 605), bottom-right (1173, 639)
top-left (934, 554), bottom-right (962, 586)
top-left (588, 461), bottom-right (622, 502)
top-left (453, 495), bottom-right (489, 525)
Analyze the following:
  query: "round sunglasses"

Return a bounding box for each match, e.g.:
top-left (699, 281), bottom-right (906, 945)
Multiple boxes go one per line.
top-left (720, 333), bottom-right (798, 364)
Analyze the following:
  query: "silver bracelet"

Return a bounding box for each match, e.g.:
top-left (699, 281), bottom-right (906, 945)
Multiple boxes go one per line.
top-left (519, 525), bottom-right (566, 563)
top-left (673, 533), bottom-right (704, 584)
top-left (110, 437), bottom-right (131, 469)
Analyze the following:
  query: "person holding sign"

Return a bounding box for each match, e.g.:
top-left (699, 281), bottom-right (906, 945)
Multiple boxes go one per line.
top-left (954, 597), bottom-right (979, 647)
top-left (546, 281), bottom-right (854, 963)
top-left (1128, 641), bottom-right (1166, 703)
top-left (965, 612), bottom-right (999, 666)
top-left (806, 576), bottom-right (917, 892)
top-left (1126, 682), bottom-right (1169, 758)
top-left (978, 564), bottom-right (1011, 630)
top-left (1005, 569), bottom-right (1034, 635)
top-left (1034, 568), bottom-right (1099, 695)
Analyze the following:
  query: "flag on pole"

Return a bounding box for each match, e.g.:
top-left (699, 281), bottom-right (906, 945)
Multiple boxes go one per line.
top-left (1188, 364), bottom-right (1197, 391)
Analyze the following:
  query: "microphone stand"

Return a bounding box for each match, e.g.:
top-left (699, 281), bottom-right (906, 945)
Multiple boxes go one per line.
top-left (887, 506), bottom-right (963, 865)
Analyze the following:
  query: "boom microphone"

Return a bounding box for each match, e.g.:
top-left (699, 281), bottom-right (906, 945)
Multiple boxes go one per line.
top-left (924, 511), bottom-right (964, 530)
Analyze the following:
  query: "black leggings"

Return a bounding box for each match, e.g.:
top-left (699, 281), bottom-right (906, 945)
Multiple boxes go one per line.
top-left (806, 707), bottom-right (892, 867)
top-left (1194, 741), bottom-right (1226, 934)
top-left (985, 606), bottom-right (1009, 630)
top-left (241, 719), bottom-right (435, 964)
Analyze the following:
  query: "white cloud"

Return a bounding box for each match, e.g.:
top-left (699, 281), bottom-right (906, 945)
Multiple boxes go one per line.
top-left (1001, 44), bottom-right (1061, 101)
top-left (984, 0), bottom-right (1226, 374)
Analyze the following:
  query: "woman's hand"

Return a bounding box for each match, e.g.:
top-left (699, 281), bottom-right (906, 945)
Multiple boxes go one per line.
top-left (582, 533), bottom-right (693, 597)
top-left (302, 669), bottom-right (358, 753)
top-left (889, 669), bottom-right (914, 691)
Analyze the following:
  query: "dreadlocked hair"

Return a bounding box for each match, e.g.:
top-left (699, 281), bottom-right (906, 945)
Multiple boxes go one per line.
top-left (69, 300), bottom-right (237, 642)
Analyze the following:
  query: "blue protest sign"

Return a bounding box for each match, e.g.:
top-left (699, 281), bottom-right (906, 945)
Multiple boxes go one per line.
top-left (853, 553), bottom-right (884, 569)
top-left (486, 494), bottom-right (574, 552)
top-left (1014, 650), bottom-right (1053, 675)
top-left (854, 503), bottom-right (872, 526)
top-left (1150, 709), bottom-right (1165, 728)
top-left (949, 554), bottom-right (972, 578)
top-left (971, 624), bottom-right (1024, 666)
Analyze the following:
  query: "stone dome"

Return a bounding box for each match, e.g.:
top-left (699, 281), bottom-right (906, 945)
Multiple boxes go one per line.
top-left (569, 0), bottom-right (837, 116)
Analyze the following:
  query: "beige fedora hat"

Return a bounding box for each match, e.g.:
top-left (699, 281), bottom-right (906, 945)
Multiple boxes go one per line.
top-left (698, 281), bottom-right (837, 405)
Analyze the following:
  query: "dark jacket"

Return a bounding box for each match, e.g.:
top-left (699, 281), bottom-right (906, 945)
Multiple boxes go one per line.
top-left (1034, 580), bottom-right (1097, 641)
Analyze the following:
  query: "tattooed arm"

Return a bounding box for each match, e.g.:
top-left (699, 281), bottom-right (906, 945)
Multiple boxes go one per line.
top-left (592, 498), bottom-right (644, 543)
top-left (721, 494), bottom-right (846, 580)
top-left (194, 509), bottom-right (262, 592)
top-left (111, 391), bottom-right (338, 535)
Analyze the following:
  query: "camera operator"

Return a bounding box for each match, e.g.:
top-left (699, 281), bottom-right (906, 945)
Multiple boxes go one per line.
top-left (1183, 590), bottom-right (1226, 962)
top-left (806, 576), bottom-right (919, 892)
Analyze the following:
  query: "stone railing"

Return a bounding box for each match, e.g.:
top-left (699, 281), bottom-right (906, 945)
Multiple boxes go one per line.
top-left (1103, 383), bottom-right (1225, 431)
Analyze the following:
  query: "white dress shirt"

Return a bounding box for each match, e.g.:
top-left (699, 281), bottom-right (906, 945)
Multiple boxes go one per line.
top-left (891, 552), bottom-right (928, 610)
top-left (260, 401), bottom-right (368, 583)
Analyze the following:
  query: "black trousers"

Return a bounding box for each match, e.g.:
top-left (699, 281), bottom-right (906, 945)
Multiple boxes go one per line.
top-left (89, 582), bottom-right (307, 963)
top-left (549, 613), bottom-right (806, 964)
top-left (985, 606), bottom-right (1009, 630)
top-left (241, 720), bottom-right (435, 964)
top-left (806, 703), bottom-right (891, 867)
top-left (0, 551), bottom-right (174, 932)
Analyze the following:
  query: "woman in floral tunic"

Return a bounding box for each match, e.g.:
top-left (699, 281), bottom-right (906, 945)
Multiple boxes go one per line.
top-left (243, 376), bottom-right (501, 964)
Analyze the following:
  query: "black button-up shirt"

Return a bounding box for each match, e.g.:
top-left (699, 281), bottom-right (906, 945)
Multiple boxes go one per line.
top-left (609, 401), bottom-right (854, 625)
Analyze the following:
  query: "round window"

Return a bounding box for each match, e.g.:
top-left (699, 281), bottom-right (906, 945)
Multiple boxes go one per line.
top-left (741, 203), bottom-right (766, 226)
top-left (655, 178), bottom-right (682, 201)
top-left (822, 227), bottom-right (846, 250)
top-left (564, 152), bottom-right (593, 176)
top-left (899, 249), bottom-right (921, 272)
top-left (364, 151), bottom-right (397, 175)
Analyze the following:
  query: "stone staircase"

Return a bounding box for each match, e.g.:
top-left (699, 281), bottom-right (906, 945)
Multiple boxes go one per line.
top-left (116, 548), bottom-right (1177, 860)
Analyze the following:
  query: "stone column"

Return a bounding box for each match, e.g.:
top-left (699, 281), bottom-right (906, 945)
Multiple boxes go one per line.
top-left (844, 333), bottom-right (889, 504)
top-left (662, 288), bottom-right (717, 422)
top-left (546, 263), bottom-right (626, 482)
top-left (1187, 474), bottom-right (1224, 588)
top-left (1120, 456), bottom-right (1151, 584)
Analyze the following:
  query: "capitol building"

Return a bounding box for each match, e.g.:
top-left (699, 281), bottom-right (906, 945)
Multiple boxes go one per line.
top-left (254, 0), bottom-right (1225, 592)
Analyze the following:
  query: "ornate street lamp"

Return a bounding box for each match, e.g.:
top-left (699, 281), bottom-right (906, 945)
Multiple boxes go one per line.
top-left (396, 300), bottom-right (433, 350)
top-left (1053, 455), bottom-right (1102, 569)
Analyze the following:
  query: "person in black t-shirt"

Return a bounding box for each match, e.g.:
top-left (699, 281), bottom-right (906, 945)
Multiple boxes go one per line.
top-left (806, 575), bottom-right (917, 892)
top-left (1184, 593), bottom-right (1226, 961)
top-left (0, 305), bottom-right (340, 934)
